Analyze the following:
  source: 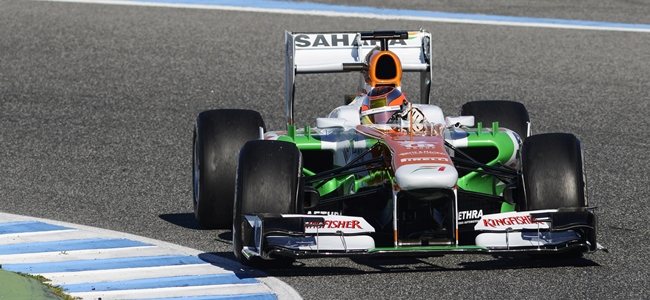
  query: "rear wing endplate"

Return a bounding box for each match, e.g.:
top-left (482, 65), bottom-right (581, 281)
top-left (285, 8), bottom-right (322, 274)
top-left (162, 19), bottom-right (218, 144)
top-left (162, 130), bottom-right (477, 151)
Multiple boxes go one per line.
top-left (284, 29), bottom-right (433, 128)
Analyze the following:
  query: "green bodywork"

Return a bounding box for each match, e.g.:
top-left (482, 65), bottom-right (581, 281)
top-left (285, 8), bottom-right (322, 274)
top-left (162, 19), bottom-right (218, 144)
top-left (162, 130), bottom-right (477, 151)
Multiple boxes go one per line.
top-left (276, 122), bottom-right (518, 213)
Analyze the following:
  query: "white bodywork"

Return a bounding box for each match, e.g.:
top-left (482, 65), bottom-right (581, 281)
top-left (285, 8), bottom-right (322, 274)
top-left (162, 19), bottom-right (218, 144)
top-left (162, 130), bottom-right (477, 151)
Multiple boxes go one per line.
top-left (473, 210), bottom-right (580, 249)
top-left (394, 164), bottom-right (458, 190)
top-left (475, 231), bottom-right (582, 249)
top-left (243, 214), bottom-right (376, 256)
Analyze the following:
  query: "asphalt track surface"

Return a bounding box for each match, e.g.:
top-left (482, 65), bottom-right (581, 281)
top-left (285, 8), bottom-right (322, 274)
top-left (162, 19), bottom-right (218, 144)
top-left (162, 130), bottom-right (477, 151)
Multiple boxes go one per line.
top-left (1, 0), bottom-right (649, 299)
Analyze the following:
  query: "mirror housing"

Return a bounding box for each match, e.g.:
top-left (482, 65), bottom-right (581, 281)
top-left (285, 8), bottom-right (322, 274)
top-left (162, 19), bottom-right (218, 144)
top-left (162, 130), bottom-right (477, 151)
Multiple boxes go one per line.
top-left (303, 187), bottom-right (320, 210)
top-left (445, 115), bottom-right (475, 127)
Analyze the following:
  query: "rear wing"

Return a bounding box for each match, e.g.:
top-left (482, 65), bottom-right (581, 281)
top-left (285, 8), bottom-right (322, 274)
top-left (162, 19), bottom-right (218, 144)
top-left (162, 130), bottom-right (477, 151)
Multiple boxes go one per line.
top-left (284, 29), bottom-right (433, 128)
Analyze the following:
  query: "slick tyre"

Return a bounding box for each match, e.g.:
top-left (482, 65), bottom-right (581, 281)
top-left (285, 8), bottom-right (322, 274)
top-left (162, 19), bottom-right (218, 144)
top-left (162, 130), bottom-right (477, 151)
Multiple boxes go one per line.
top-left (193, 109), bottom-right (265, 229)
top-left (520, 133), bottom-right (587, 211)
top-left (233, 140), bottom-right (303, 268)
top-left (460, 100), bottom-right (530, 141)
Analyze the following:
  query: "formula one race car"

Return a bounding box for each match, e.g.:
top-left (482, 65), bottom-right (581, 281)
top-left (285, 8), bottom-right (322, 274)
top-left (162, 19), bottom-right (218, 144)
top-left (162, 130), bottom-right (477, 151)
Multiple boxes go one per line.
top-left (192, 29), bottom-right (603, 268)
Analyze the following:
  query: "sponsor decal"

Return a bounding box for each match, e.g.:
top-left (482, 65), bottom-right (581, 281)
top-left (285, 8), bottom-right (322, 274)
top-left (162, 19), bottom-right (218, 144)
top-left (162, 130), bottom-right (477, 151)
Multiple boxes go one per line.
top-left (342, 137), bottom-right (365, 163)
top-left (411, 165), bottom-right (446, 173)
top-left (294, 34), bottom-right (410, 48)
top-left (400, 157), bottom-right (449, 163)
top-left (458, 209), bottom-right (483, 224)
top-left (307, 211), bottom-right (341, 216)
top-left (399, 150), bottom-right (447, 156)
top-left (397, 141), bottom-right (439, 149)
top-left (306, 220), bottom-right (363, 229)
top-left (482, 215), bottom-right (536, 228)
top-left (342, 141), bottom-right (351, 163)
top-left (459, 209), bottom-right (483, 221)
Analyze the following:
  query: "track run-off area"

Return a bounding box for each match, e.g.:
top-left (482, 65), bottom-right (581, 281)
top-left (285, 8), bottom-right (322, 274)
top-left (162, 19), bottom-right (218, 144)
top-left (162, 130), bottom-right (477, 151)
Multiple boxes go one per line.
top-left (2, 0), bottom-right (650, 299)
top-left (0, 212), bottom-right (299, 299)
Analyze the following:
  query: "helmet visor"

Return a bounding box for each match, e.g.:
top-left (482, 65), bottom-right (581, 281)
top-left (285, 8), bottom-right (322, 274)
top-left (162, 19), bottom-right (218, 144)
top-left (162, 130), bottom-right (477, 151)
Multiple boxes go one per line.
top-left (361, 106), bottom-right (400, 124)
top-left (368, 111), bottom-right (395, 124)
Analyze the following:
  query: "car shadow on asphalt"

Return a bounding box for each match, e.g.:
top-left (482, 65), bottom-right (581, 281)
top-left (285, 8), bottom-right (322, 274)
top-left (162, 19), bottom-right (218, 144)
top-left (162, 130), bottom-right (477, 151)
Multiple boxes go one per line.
top-left (158, 213), bottom-right (203, 230)
top-left (454, 254), bottom-right (600, 271)
top-left (268, 256), bottom-right (599, 277)
top-left (270, 257), bottom-right (598, 277)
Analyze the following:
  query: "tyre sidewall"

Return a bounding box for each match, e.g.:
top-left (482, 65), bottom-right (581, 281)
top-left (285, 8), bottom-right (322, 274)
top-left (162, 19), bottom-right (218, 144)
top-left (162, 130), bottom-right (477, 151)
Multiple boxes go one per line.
top-left (233, 140), bottom-right (302, 267)
top-left (193, 109), bottom-right (265, 229)
top-left (520, 133), bottom-right (587, 210)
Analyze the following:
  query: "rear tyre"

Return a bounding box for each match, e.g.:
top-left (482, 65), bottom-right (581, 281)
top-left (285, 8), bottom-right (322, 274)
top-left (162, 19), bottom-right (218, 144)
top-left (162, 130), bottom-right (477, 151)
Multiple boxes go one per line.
top-left (233, 140), bottom-right (303, 268)
top-left (193, 109), bottom-right (265, 229)
top-left (520, 133), bottom-right (587, 211)
top-left (460, 100), bottom-right (530, 141)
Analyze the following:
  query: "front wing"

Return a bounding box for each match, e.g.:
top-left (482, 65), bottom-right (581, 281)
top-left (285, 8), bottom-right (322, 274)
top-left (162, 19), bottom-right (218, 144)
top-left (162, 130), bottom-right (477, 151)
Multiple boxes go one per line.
top-left (238, 209), bottom-right (601, 262)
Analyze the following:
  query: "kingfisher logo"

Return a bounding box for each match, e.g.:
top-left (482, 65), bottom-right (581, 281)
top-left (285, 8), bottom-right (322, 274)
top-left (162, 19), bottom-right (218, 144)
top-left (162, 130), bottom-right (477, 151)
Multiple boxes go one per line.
top-left (482, 215), bottom-right (535, 228)
top-left (305, 220), bottom-right (363, 229)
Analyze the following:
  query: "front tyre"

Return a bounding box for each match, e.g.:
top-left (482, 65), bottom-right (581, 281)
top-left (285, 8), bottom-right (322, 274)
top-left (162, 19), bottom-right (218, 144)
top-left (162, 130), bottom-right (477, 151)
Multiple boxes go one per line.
top-left (193, 109), bottom-right (265, 229)
top-left (520, 133), bottom-right (587, 210)
top-left (233, 140), bottom-right (303, 268)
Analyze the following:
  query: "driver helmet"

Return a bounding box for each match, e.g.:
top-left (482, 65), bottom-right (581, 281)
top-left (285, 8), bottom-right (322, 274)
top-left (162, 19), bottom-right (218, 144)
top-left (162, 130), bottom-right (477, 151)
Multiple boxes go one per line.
top-left (360, 86), bottom-right (407, 124)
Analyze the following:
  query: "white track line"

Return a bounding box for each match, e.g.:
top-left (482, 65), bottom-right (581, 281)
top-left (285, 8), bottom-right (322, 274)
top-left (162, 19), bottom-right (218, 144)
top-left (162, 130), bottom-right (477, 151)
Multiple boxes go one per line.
top-left (0, 229), bottom-right (82, 245)
top-left (39, 0), bottom-right (650, 33)
top-left (40, 264), bottom-right (231, 285)
top-left (0, 246), bottom-right (177, 264)
top-left (71, 283), bottom-right (272, 300)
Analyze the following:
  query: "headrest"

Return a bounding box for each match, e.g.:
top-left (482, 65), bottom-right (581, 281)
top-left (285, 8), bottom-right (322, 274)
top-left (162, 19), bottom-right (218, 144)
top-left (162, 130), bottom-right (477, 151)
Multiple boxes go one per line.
top-left (366, 50), bottom-right (402, 87)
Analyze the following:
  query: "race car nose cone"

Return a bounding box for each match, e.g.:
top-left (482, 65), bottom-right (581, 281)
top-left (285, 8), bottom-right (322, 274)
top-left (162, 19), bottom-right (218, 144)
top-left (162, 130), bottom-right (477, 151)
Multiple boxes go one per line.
top-left (394, 164), bottom-right (458, 190)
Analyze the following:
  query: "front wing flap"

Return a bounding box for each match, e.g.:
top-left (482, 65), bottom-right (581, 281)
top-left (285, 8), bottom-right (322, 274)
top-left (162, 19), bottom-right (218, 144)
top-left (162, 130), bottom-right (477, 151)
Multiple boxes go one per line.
top-left (474, 208), bottom-right (599, 252)
top-left (240, 214), bottom-right (377, 260)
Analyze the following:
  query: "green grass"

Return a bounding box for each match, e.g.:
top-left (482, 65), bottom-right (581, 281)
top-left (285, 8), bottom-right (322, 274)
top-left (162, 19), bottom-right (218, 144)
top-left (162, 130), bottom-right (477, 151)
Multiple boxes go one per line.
top-left (16, 272), bottom-right (80, 300)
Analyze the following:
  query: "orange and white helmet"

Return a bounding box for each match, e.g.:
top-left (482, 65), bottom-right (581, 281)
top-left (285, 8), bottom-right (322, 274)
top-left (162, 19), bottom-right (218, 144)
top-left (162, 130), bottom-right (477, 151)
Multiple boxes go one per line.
top-left (360, 87), bottom-right (407, 124)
